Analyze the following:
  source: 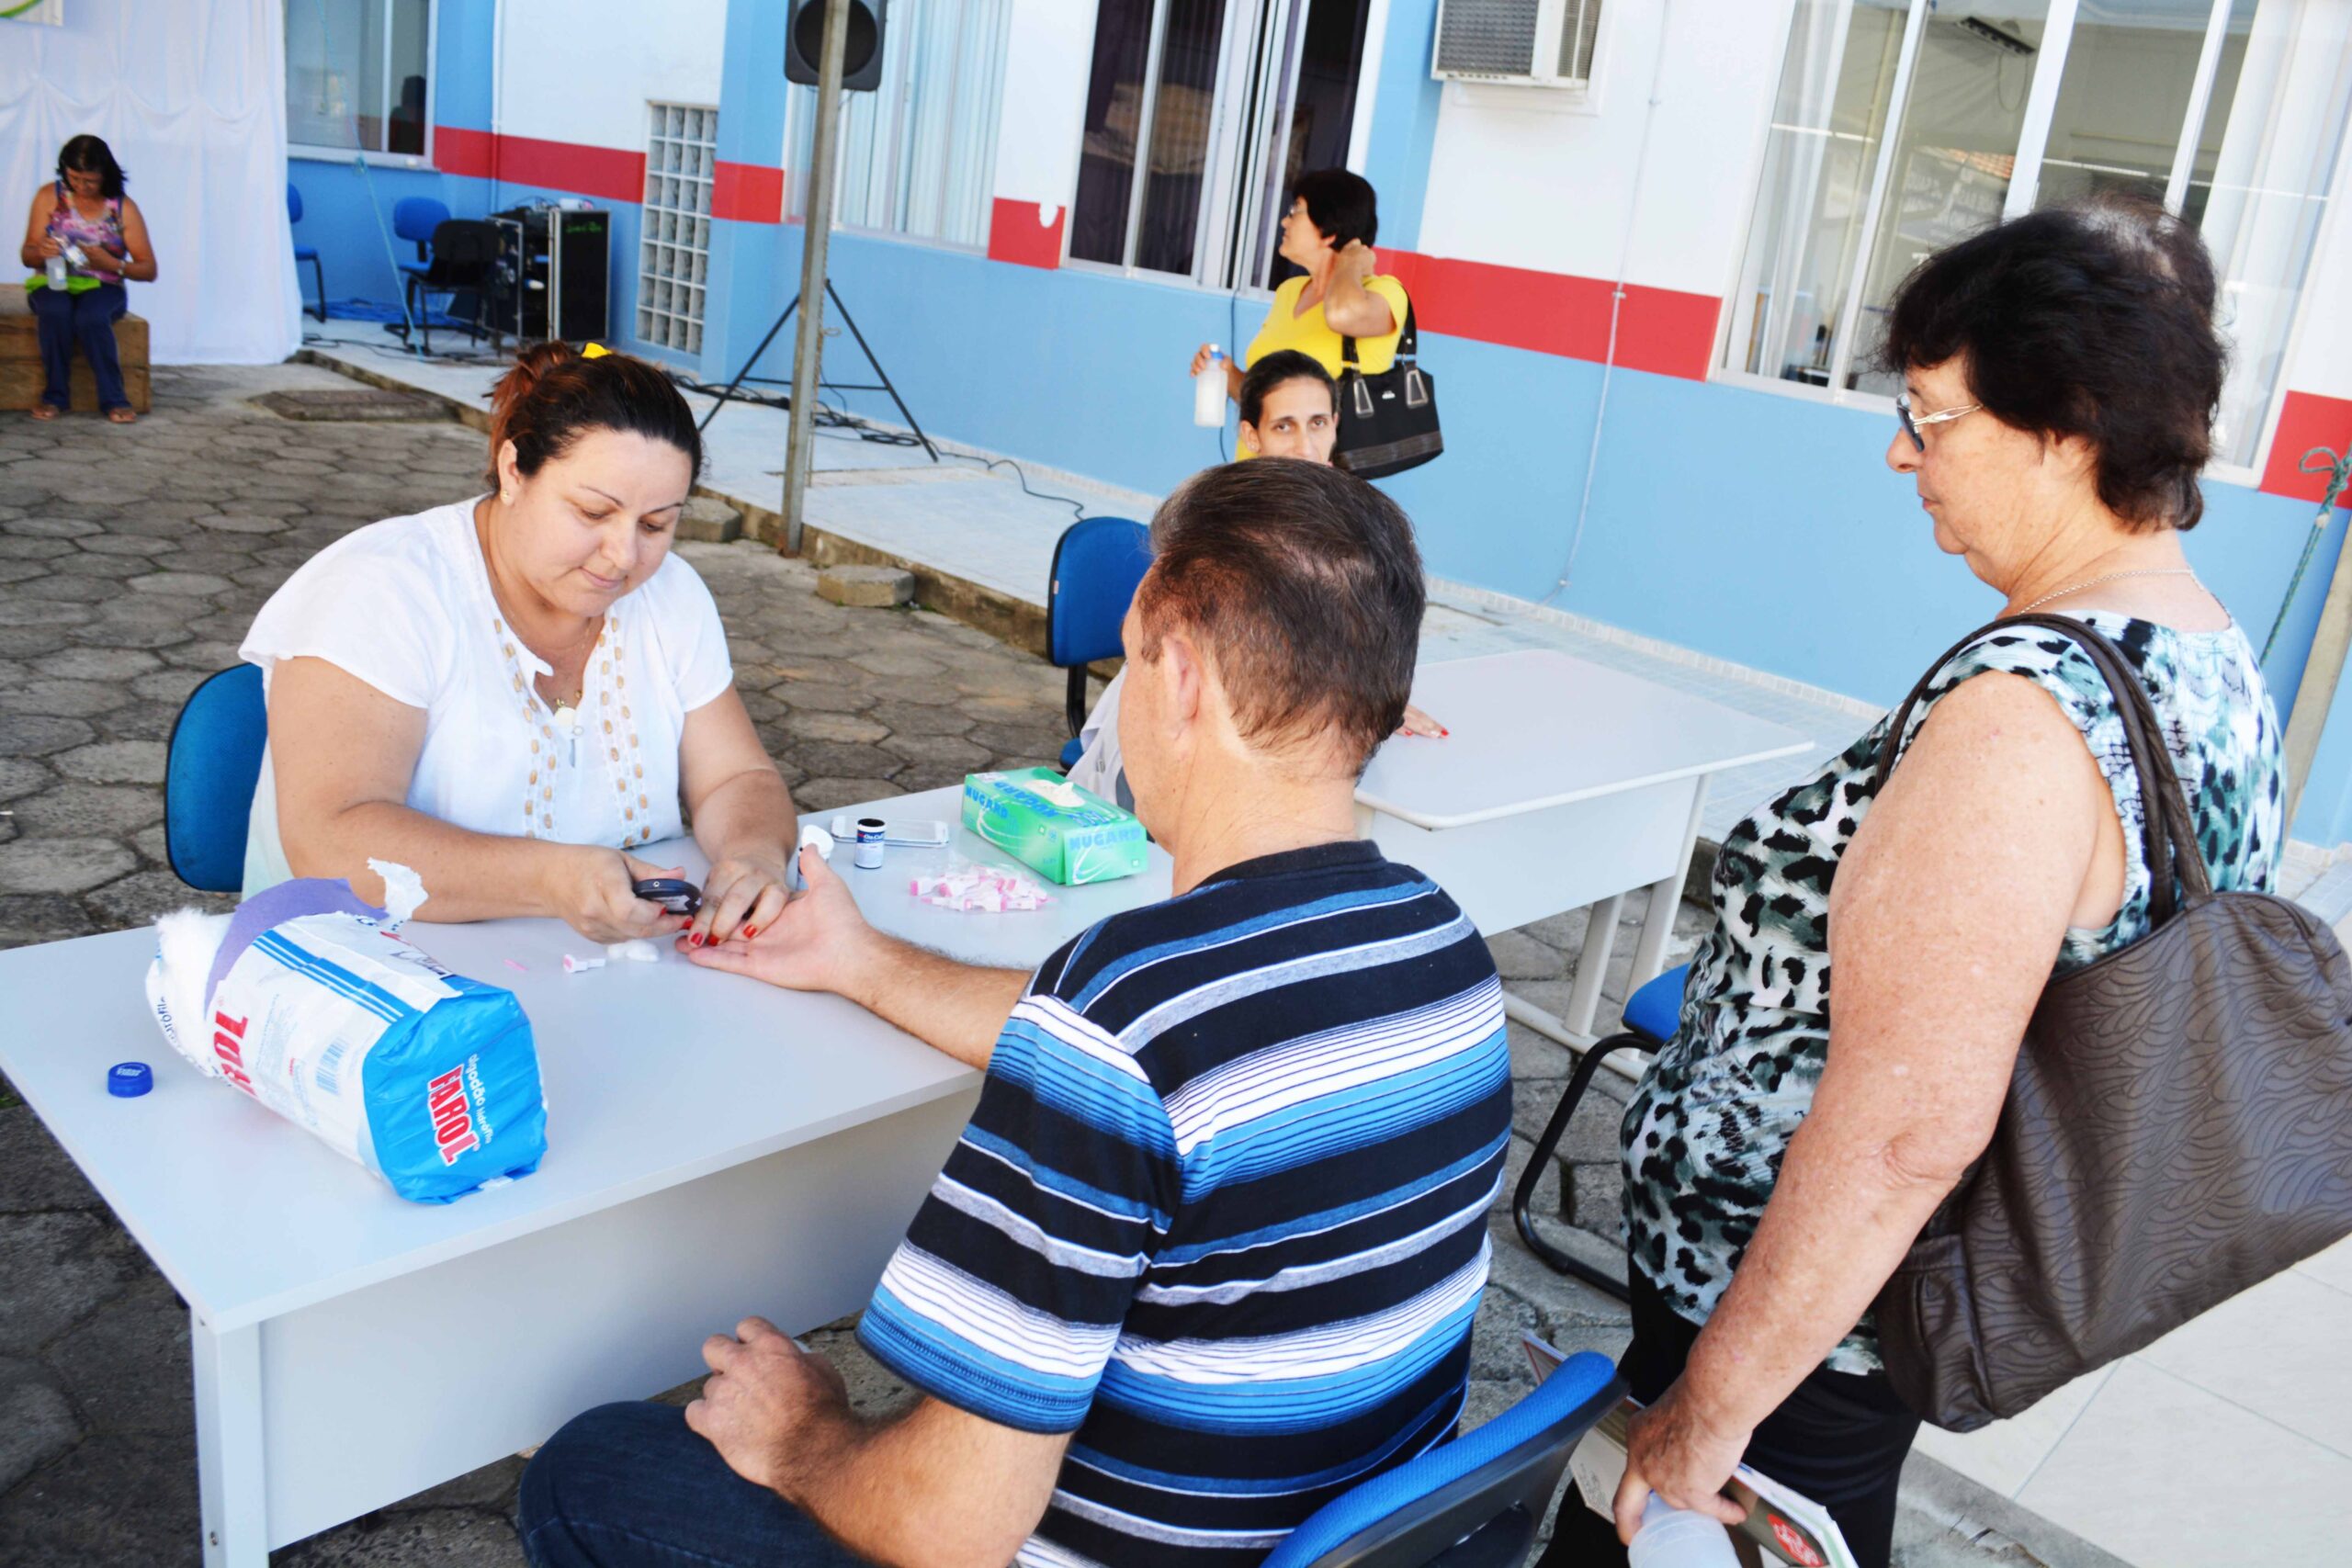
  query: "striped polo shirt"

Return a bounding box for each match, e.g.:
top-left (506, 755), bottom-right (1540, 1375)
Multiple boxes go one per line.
top-left (858, 840), bottom-right (1510, 1568)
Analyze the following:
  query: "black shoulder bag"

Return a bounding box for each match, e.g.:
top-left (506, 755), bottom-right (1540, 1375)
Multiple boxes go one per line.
top-left (1331, 299), bottom-right (1442, 479)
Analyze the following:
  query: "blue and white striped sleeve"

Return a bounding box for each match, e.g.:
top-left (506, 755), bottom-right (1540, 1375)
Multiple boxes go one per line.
top-left (857, 991), bottom-right (1177, 1434)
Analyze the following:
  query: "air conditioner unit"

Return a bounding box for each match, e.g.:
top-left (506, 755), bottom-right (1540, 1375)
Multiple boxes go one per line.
top-left (1433, 0), bottom-right (1604, 89)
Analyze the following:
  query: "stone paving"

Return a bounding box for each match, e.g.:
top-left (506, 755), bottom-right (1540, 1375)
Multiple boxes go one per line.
top-left (0, 366), bottom-right (2030, 1566)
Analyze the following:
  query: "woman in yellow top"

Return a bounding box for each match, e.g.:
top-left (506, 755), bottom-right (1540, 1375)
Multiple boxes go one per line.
top-left (1191, 169), bottom-right (1409, 414)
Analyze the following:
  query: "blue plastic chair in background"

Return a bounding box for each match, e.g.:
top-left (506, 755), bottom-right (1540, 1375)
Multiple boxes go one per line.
top-left (390, 196), bottom-right (452, 341)
top-left (1046, 516), bottom-right (1152, 772)
top-left (1259, 1349), bottom-right (1624, 1568)
top-left (164, 666), bottom-right (267, 895)
top-left (1512, 963), bottom-right (1691, 1299)
top-left (288, 184), bottom-right (325, 323)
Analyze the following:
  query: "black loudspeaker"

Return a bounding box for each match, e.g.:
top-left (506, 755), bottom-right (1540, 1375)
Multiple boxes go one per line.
top-left (785, 0), bottom-right (886, 92)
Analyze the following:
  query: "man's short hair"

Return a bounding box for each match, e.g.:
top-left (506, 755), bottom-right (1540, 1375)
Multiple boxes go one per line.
top-left (1238, 351), bottom-right (1336, 430)
top-left (1136, 459), bottom-right (1422, 774)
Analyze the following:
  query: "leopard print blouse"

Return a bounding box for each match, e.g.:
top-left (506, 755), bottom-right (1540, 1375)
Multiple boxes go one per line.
top-left (1621, 612), bottom-right (2284, 1372)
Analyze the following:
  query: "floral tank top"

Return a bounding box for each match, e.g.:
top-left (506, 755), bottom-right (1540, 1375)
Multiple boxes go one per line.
top-left (1621, 612), bottom-right (2285, 1372)
top-left (44, 180), bottom-right (123, 282)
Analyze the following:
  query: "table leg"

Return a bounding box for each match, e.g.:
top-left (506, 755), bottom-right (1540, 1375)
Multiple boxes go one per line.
top-left (192, 1313), bottom-right (267, 1568)
top-left (1563, 891), bottom-right (1623, 1037)
top-left (1625, 776), bottom-right (1710, 996)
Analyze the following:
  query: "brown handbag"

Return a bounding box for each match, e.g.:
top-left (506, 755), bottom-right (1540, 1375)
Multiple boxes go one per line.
top-left (1866, 614), bottom-right (2352, 1432)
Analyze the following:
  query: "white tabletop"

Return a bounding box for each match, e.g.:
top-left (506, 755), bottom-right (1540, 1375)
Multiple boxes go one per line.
top-left (0, 787), bottom-right (1170, 1332)
top-left (1355, 649), bottom-right (1813, 829)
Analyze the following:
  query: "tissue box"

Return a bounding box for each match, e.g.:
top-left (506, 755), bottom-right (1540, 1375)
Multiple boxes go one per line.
top-left (962, 768), bottom-right (1148, 886)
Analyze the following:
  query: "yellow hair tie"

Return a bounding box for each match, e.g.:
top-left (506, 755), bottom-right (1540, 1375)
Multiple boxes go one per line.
top-left (580, 342), bottom-right (612, 359)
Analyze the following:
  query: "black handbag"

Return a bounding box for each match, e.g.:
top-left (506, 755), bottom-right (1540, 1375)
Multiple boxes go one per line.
top-left (1331, 299), bottom-right (1442, 479)
top-left (1869, 614), bottom-right (2352, 1431)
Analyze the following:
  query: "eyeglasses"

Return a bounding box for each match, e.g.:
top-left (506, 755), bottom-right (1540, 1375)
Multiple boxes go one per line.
top-left (1895, 393), bottom-right (1981, 452)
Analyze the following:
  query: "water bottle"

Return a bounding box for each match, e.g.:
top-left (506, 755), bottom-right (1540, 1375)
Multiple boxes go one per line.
top-left (45, 252), bottom-right (67, 289)
top-left (1193, 345), bottom-right (1227, 428)
top-left (1625, 1495), bottom-right (1742, 1568)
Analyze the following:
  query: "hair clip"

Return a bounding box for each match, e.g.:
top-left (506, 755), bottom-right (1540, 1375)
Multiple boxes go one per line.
top-left (581, 342), bottom-right (612, 359)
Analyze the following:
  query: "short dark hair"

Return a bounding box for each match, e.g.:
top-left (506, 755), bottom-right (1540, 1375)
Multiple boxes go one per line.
top-left (484, 341), bottom-right (704, 490)
top-left (1238, 351), bottom-right (1335, 429)
top-left (1293, 169), bottom-right (1378, 250)
top-left (58, 135), bottom-right (127, 200)
top-left (1136, 459), bottom-right (1422, 773)
top-left (1880, 195), bottom-right (2223, 531)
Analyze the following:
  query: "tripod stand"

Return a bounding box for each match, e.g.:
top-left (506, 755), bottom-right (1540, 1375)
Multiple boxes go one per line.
top-left (695, 279), bottom-right (937, 461)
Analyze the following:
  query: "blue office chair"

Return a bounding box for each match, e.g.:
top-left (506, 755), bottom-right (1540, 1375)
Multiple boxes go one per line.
top-left (1261, 1350), bottom-right (1624, 1568)
top-left (1512, 964), bottom-right (1690, 1299)
top-left (288, 185), bottom-right (326, 323)
top-left (1046, 516), bottom-right (1152, 771)
top-left (390, 196), bottom-right (452, 342)
top-left (164, 666), bottom-right (267, 895)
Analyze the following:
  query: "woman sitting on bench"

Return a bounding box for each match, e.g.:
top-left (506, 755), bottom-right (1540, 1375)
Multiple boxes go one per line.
top-left (18, 135), bottom-right (155, 424)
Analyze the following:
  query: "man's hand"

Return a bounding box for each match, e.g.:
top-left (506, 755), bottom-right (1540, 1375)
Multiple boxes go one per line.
top-left (684, 1316), bottom-right (851, 1497)
top-left (1611, 1376), bottom-right (1749, 1543)
top-left (681, 844), bottom-right (879, 998)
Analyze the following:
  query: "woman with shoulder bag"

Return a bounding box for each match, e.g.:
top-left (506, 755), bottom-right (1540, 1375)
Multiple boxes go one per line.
top-left (1547, 196), bottom-right (2290, 1568)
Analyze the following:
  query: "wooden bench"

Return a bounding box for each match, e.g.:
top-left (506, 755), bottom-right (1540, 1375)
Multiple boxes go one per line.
top-left (0, 287), bottom-right (152, 413)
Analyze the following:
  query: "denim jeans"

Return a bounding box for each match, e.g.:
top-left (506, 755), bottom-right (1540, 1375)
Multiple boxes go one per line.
top-left (28, 282), bottom-right (129, 412)
top-left (517, 1401), bottom-right (875, 1568)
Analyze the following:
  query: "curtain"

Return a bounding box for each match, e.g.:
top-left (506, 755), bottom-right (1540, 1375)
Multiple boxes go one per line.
top-left (0, 0), bottom-right (300, 363)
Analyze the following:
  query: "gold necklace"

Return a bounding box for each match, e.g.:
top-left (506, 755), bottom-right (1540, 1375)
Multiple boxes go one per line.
top-left (2013, 568), bottom-right (2199, 617)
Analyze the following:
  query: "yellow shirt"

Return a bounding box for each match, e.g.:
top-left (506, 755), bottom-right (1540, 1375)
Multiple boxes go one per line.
top-left (1244, 274), bottom-right (1410, 379)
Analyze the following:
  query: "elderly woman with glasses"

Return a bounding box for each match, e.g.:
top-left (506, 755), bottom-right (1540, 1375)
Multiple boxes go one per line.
top-left (1544, 197), bottom-right (2284, 1568)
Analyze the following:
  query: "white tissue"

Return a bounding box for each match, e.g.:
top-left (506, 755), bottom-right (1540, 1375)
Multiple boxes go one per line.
top-left (605, 940), bottom-right (660, 964)
top-left (1015, 777), bottom-right (1089, 812)
top-left (368, 859), bottom-right (429, 929)
top-left (151, 908), bottom-right (232, 1057)
top-left (798, 824), bottom-right (836, 861)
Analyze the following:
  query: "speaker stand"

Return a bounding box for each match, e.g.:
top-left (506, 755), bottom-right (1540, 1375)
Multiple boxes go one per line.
top-left (694, 279), bottom-right (937, 462)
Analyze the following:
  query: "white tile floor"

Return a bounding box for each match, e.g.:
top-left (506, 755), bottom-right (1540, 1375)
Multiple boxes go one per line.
top-left (311, 336), bottom-right (2352, 1565)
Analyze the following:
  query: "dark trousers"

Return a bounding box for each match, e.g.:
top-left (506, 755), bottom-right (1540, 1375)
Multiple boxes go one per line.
top-left (517, 1400), bottom-right (874, 1568)
top-left (29, 282), bottom-right (130, 412)
top-left (1540, 1274), bottom-right (1921, 1568)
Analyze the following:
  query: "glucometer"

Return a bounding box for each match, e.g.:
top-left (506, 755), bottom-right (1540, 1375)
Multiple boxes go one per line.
top-left (631, 877), bottom-right (703, 916)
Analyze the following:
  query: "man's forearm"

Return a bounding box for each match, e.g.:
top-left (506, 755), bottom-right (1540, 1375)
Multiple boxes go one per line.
top-left (845, 936), bottom-right (1029, 1071)
top-left (775, 1400), bottom-right (1060, 1568)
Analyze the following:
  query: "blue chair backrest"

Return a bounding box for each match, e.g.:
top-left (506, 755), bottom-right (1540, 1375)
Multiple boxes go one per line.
top-left (1259, 1350), bottom-right (1624, 1568)
top-left (165, 666), bottom-right (267, 895)
top-left (1047, 516), bottom-right (1151, 670)
top-left (393, 196), bottom-right (450, 246)
top-left (287, 183), bottom-right (304, 223)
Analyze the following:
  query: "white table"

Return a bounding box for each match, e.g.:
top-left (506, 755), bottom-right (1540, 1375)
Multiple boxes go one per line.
top-left (0, 788), bottom-right (1170, 1568)
top-left (1355, 649), bottom-right (1811, 1040)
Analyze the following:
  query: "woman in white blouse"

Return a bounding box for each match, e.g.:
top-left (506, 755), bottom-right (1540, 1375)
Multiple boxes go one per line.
top-left (241, 342), bottom-right (797, 944)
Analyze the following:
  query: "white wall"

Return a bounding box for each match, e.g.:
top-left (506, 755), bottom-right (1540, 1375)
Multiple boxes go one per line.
top-left (498, 0), bottom-right (726, 151)
top-left (1413, 0), bottom-right (1791, 288)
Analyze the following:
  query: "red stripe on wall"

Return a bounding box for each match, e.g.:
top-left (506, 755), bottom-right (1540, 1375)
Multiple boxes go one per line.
top-left (988, 198), bottom-right (1065, 270)
top-left (1382, 250), bottom-right (1723, 382)
top-left (2263, 390), bottom-right (2352, 502)
top-left (713, 162), bottom-right (786, 224)
top-left (430, 126), bottom-right (647, 206)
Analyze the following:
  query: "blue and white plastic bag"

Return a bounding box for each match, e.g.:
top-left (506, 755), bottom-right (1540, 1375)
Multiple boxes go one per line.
top-left (144, 863), bottom-right (547, 1203)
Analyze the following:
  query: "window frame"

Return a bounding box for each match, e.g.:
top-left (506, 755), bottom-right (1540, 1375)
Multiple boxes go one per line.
top-left (638, 102), bottom-right (720, 359)
top-left (1709, 0), bottom-right (2328, 486)
top-left (285, 0), bottom-right (438, 170)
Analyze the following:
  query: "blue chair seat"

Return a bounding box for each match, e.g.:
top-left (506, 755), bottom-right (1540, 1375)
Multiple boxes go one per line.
top-left (1260, 1350), bottom-right (1623, 1568)
top-left (1059, 735), bottom-right (1085, 771)
top-left (1622, 962), bottom-right (1690, 1044)
top-left (164, 666), bottom-right (267, 895)
top-left (292, 243), bottom-right (319, 261)
top-left (398, 259), bottom-right (431, 276)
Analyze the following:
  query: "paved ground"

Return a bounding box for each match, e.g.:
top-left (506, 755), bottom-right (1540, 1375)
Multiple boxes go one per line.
top-left (0, 366), bottom-right (2029, 1565)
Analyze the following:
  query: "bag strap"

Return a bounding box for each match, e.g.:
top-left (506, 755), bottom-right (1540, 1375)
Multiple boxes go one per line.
top-left (1339, 296), bottom-right (1415, 375)
top-left (1872, 614), bottom-right (2211, 924)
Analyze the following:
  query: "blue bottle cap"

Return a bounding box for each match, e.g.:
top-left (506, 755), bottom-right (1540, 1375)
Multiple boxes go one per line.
top-left (107, 1061), bottom-right (153, 1098)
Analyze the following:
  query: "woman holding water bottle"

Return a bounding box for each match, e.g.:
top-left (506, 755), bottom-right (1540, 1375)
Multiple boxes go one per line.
top-left (1189, 170), bottom-right (1408, 457)
top-left (18, 135), bottom-right (155, 424)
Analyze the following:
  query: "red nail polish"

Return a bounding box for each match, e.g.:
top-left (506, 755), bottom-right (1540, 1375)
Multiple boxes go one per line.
top-left (690, 932), bottom-right (703, 947)
top-left (741, 926), bottom-right (757, 940)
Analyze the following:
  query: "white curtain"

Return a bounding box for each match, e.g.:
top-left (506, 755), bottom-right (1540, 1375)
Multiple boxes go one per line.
top-left (0, 0), bottom-right (300, 363)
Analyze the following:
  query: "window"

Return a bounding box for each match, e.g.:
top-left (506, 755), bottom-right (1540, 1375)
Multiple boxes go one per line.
top-left (1070, 0), bottom-right (1373, 288)
top-left (285, 0), bottom-right (433, 162)
top-left (1724, 0), bottom-right (2352, 471)
top-left (639, 105), bottom-right (718, 357)
top-left (786, 0), bottom-right (1014, 250)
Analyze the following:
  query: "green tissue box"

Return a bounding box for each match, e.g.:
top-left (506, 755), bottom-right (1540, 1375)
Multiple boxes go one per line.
top-left (962, 768), bottom-right (1148, 886)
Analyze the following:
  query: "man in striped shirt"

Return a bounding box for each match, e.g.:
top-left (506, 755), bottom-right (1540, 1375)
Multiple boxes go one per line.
top-left (520, 459), bottom-right (1511, 1568)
